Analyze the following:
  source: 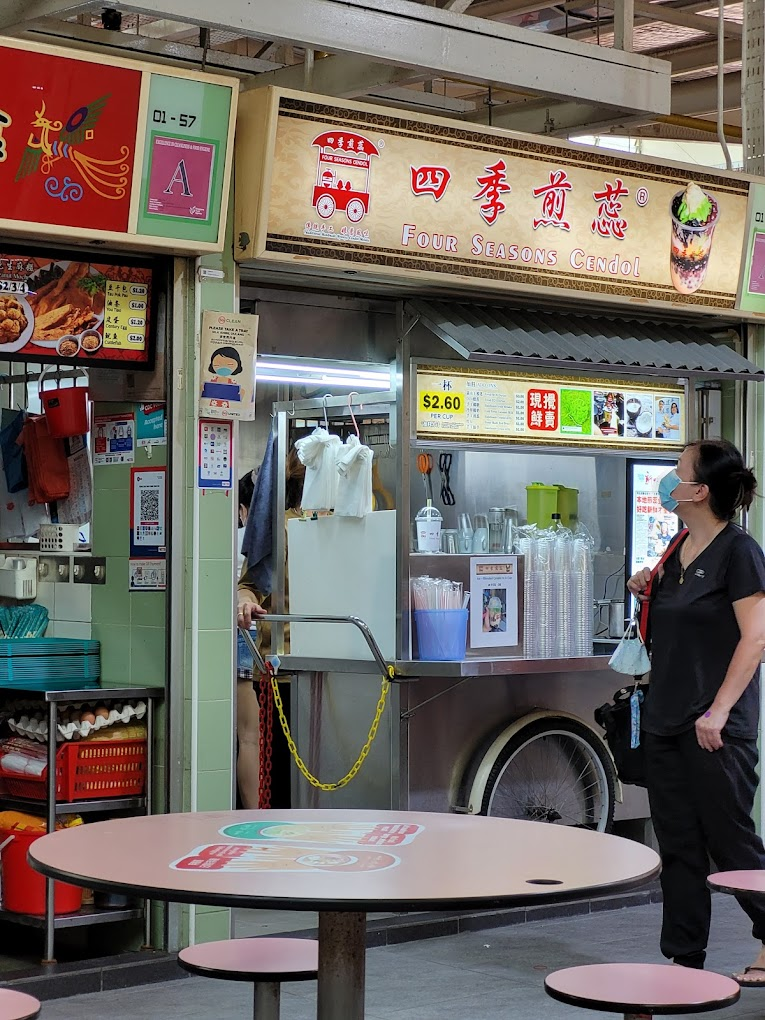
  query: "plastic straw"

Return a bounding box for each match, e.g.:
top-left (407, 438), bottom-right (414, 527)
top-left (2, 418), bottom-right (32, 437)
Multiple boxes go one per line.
top-left (411, 576), bottom-right (463, 611)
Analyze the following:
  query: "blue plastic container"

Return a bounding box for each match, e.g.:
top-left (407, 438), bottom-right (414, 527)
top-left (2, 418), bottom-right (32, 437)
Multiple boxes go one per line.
top-left (414, 609), bottom-right (468, 661)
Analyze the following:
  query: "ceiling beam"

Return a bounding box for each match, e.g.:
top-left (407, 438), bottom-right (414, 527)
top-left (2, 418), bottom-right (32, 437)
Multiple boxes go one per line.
top-left (664, 37), bottom-right (740, 75)
top-left (614, 0), bottom-right (634, 51)
top-left (670, 69), bottom-right (741, 117)
top-left (442, 0), bottom-right (477, 11)
top-left (469, 70), bottom-right (741, 135)
top-left (3, 0), bottom-right (671, 115)
top-left (589, 0), bottom-right (743, 39)
top-left (366, 85), bottom-right (477, 111)
top-left (247, 54), bottom-right (428, 97)
top-left (0, 0), bottom-right (94, 28)
top-left (3, 17), bottom-right (282, 74)
top-left (470, 0), bottom-right (740, 19)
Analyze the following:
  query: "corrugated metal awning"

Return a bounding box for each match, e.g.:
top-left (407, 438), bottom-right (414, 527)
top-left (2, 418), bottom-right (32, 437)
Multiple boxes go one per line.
top-left (408, 300), bottom-right (764, 381)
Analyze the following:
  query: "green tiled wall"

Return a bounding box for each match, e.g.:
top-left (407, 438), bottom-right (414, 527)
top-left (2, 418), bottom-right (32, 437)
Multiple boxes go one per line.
top-left (90, 410), bottom-right (167, 689)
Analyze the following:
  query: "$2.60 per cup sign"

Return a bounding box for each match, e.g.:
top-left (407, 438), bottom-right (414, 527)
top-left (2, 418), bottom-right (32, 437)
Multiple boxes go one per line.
top-left (415, 365), bottom-right (685, 451)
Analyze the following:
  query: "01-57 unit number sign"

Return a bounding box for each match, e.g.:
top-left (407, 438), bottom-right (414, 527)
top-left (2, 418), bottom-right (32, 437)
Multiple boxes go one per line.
top-left (416, 367), bottom-right (685, 450)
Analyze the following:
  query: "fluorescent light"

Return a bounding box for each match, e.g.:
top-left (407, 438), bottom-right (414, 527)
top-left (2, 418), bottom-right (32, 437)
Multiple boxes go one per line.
top-left (255, 356), bottom-right (390, 389)
top-left (256, 372), bottom-right (387, 388)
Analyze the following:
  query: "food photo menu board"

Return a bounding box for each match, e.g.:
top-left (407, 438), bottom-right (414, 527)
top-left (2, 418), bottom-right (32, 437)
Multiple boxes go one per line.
top-left (0, 250), bottom-right (155, 368)
top-left (416, 366), bottom-right (685, 451)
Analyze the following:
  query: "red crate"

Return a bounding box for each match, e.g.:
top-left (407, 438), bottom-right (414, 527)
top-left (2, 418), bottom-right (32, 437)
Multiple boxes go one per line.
top-left (0, 739), bottom-right (147, 802)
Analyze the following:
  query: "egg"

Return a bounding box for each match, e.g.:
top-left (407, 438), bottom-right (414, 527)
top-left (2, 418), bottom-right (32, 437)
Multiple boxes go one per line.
top-left (81, 711), bottom-right (96, 726)
top-left (95, 707), bottom-right (110, 720)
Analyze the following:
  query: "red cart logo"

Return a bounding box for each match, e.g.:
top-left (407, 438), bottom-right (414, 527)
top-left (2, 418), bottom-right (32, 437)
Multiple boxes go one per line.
top-left (311, 131), bottom-right (380, 224)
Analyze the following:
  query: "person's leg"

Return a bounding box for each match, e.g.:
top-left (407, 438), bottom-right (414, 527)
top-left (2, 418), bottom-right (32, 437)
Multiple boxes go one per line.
top-left (236, 678), bottom-right (260, 808)
top-left (687, 734), bottom-right (765, 980)
top-left (236, 631), bottom-right (260, 809)
top-left (644, 731), bottom-right (710, 968)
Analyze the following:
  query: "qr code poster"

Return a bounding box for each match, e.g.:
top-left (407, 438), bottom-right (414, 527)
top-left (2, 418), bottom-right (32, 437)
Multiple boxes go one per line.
top-left (130, 466), bottom-right (166, 559)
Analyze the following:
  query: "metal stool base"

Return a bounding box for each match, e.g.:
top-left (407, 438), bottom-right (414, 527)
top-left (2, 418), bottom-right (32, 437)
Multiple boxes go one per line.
top-left (254, 981), bottom-right (280, 1020)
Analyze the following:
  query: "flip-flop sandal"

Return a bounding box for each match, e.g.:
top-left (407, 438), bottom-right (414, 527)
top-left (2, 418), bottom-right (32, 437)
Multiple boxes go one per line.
top-left (734, 966), bottom-right (765, 987)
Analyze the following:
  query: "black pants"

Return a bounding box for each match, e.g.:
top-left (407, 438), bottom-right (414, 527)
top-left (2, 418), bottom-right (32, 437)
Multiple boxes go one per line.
top-left (644, 729), bottom-right (765, 967)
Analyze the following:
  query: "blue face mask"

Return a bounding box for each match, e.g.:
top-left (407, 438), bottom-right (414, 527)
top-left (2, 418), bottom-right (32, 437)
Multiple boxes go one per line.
top-left (216, 366), bottom-right (233, 377)
top-left (658, 469), bottom-right (699, 513)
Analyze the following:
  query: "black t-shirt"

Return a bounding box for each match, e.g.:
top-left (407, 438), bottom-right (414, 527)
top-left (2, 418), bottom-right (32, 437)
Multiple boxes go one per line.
top-left (642, 523), bottom-right (765, 739)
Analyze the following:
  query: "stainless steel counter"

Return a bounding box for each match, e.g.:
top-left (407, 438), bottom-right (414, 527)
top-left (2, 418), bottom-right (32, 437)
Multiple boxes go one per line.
top-left (280, 655), bottom-right (611, 678)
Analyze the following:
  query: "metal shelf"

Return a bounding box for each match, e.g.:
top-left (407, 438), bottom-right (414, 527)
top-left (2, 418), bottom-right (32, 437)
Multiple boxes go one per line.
top-left (0, 795), bottom-right (145, 815)
top-left (0, 906), bottom-right (143, 930)
top-left (0, 686), bottom-right (163, 702)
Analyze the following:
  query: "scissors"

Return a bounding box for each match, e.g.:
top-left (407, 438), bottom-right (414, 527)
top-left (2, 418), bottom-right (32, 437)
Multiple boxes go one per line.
top-left (439, 453), bottom-right (455, 505)
top-left (417, 453), bottom-right (434, 502)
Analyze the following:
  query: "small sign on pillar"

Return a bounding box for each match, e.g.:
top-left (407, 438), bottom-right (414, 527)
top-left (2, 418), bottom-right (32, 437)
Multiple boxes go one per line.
top-left (199, 310), bottom-right (257, 421)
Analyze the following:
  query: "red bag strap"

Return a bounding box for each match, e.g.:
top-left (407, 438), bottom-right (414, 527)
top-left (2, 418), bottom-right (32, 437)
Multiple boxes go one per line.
top-left (638, 527), bottom-right (688, 642)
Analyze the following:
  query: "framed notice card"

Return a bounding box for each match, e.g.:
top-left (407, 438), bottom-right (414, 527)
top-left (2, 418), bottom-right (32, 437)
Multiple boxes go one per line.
top-left (469, 556), bottom-right (520, 650)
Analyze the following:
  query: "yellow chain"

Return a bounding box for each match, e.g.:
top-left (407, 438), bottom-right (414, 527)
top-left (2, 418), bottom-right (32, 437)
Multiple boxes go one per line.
top-left (269, 666), bottom-right (394, 791)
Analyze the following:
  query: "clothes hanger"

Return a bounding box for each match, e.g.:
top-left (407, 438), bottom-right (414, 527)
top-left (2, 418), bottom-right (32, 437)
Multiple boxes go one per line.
top-left (322, 393), bottom-right (331, 431)
top-left (347, 391), bottom-right (361, 438)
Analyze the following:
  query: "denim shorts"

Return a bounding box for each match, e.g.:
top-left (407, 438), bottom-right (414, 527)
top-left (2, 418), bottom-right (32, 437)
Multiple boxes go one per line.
top-left (237, 629), bottom-right (255, 679)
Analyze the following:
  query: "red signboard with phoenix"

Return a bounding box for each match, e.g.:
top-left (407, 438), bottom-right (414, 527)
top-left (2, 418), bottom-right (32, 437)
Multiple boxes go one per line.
top-left (0, 47), bottom-right (141, 233)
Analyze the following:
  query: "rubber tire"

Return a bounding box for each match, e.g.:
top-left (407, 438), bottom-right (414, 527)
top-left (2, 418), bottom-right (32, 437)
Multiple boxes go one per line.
top-left (479, 716), bottom-right (616, 832)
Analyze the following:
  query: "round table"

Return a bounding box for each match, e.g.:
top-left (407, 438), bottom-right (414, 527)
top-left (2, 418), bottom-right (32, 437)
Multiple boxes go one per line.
top-left (29, 809), bottom-right (660, 1019)
top-left (708, 871), bottom-right (765, 897)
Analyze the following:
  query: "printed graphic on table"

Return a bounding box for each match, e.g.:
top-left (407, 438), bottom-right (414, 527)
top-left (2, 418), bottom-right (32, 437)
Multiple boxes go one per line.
top-left (171, 843), bottom-right (401, 874)
top-left (219, 820), bottom-right (424, 848)
top-left (416, 367), bottom-right (685, 450)
top-left (240, 92), bottom-right (752, 313)
top-left (0, 253), bottom-right (152, 366)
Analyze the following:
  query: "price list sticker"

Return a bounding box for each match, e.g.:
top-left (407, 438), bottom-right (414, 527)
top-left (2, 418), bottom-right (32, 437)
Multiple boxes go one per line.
top-left (419, 391), bottom-right (464, 414)
top-left (103, 281), bottom-right (149, 351)
top-left (416, 366), bottom-right (685, 449)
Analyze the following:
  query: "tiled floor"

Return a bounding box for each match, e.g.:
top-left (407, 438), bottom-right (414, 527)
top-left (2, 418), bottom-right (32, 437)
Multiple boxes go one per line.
top-left (35, 896), bottom-right (765, 1019)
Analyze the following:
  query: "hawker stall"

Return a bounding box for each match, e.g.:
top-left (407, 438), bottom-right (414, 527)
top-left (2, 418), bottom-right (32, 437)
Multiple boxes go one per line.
top-left (235, 87), bottom-right (765, 835)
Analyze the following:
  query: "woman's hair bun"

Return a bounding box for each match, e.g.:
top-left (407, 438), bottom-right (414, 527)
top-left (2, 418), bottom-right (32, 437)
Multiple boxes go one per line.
top-left (690, 439), bottom-right (757, 519)
top-left (734, 466), bottom-right (757, 508)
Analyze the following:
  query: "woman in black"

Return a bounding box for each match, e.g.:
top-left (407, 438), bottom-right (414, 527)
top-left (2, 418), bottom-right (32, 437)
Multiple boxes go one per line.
top-left (628, 439), bottom-right (765, 984)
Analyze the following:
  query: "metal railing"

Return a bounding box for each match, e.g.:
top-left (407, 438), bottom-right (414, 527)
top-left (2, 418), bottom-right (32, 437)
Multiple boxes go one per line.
top-left (238, 613), bottom-right (392, 678)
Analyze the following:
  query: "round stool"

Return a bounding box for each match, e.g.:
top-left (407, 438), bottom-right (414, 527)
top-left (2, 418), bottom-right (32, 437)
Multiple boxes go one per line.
top-left (178, 937), bottom-right (318, 1020)
top-left (546, 962), bottom-right (742, 1020)
top-left (545, 964), bottom-right (740, 1019)
top-left (0, 990), bottom-right (41, 1020)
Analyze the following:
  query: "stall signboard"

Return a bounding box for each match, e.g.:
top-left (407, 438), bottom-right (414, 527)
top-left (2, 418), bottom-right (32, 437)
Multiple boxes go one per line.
top-left (0, 39), bottom-right (236, 253)
top-left (237, 89), bottom-right (758, 318)
top-left (0, 251), bottom-right (154, 367)
top-left (416, 366), bottom-right (686, 450)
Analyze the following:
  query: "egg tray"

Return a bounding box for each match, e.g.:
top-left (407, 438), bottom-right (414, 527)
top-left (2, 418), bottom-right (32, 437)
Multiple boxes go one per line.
top-left (0, 738), bottom-right (147, 801)
top-left (7, 700), bottom-right (147, 743)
